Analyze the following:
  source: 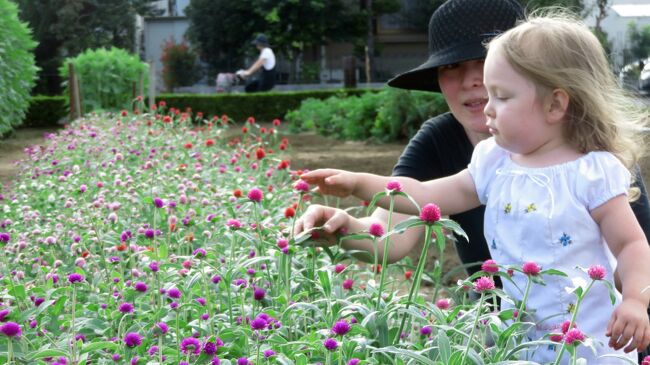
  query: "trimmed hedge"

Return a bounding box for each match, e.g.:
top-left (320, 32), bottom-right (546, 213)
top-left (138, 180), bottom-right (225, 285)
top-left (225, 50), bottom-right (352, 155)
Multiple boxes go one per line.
top-left (155, 89), bottom-right (376, 122)
top-left (22, 89), bottom-right (377, 129)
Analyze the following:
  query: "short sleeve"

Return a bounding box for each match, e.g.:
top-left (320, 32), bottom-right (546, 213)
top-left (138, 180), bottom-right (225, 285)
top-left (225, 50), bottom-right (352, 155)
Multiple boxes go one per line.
top-left (467, 138), bottom-right (508, 205)
top-left (575, 152), bottom-right (631, 211)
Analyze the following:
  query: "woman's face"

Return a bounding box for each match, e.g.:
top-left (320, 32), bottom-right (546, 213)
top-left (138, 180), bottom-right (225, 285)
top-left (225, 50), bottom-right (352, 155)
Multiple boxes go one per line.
top-left (438, 60), bottom-right (490, 144)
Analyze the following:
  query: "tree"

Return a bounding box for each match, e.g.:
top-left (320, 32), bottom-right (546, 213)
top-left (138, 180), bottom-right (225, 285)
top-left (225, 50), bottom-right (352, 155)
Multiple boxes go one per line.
top-left (160, 38), bottom-right (203, 92)
top-left (519, 0), bottom-right (584, 12)
top-left (624, 22), bottom-right (650, 62)
top-left (16, 0), bottom-right (162, 95)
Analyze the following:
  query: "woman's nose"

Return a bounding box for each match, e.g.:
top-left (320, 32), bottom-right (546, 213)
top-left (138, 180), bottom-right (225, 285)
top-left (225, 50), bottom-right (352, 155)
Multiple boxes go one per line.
top-left (462, 65), bottom-right (483, 89)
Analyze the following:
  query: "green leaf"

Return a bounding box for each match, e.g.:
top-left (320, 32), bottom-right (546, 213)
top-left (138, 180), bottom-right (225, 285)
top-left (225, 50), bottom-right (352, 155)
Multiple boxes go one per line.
top-left (601, 280), bottom-right (618, 305)
top-left (28, 348), bottom-right (69, 360)
top-left (437, 218), bottom-right (468, 242)
top-left (540, 268), bottom-right (568, 277)
top-left (81, 341), bottom-right (120, 353)
top-left (317, 270), bottom-right (331, 297)
top-left (438, 331), bottom-right (452, 363)
top-left (373, 346), bottom-right (438, 365)
top-left (392, 216), bottom-right (425, 233)
top-left (366, 191), bottom-right (388, 214)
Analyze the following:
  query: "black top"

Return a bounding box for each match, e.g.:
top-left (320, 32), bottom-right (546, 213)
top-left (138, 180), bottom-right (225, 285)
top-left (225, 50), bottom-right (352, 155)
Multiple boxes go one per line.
top-left (393, 112), bottom-right (650, 276)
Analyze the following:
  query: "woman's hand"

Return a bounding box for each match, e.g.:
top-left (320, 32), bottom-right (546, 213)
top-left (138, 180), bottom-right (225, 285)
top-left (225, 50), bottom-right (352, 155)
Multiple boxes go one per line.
top-left (293, 204), bottom-right (352, 246)
top-left (300, 169), bottom-right (358, 198)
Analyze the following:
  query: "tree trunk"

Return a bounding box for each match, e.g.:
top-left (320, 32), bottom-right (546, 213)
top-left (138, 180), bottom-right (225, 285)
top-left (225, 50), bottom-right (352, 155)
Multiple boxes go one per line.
top-left (365, 0), bottom-right (375, 83)
top-left (594, 0), bottom-right (609, 33)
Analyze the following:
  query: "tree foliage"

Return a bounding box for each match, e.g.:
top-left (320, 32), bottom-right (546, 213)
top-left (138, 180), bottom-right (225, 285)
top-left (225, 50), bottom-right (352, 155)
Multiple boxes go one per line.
top-left (625, 22), bottom-right (650, 62)
top-left (0, 0), bottom-right (37, 136)
top-left (160, 38), bottom-right (203, 92)
top-left (16, 0), bottom-right (162, 95)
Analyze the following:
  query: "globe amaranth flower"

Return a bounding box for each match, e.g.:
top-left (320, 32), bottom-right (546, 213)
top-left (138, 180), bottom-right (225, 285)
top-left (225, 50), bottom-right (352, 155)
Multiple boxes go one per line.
top-left (154, 322), bottom-right (169, 335)
top-left (588, 265), bottom-right (606, 281)
top-left (294, 180), bottom-right (310, 193)
top-left (419, 203), bottom-right (441, 223)
top-left (481, 259), bottom-right (499, 273)
top-left (153, 197), bottom-right (165, 208)
top-left (134, 282), bottom-right (148, 293)
top-left (342, 279), bottom-right (354, 290)
top-left (211, 357), bottom-right (221, 365)
top-left (148, 345), bottom-right (159, 355)
top-left (522, 261), bottom-right (541, 276)
top-left (385, 180), bottom-right (402, 193)
top-left (167, 287), bottom-right (181, 299)
top-left (193, 248), bottom-right (207, 258)
top-left (561, 320), bottom-right (576, 334)
top-left (195, 297), bottom-right (206, 306)
top-left (119, 302), bottom-right (134, 313)
top-left (436, 298), bottom-right (450, 310)
top-left (0, 309), bottom-right (10, 321)
top-left (323, 337), bottom-right (339, 351)
top-left (226, 219), bottom-right (242, 230)
top-left (420, 325), bottom-right (433, 336)
top-left (348, 359), bottom-right (361, 365)
top-left (68, 273), bottom-right (84, 284)
top-left (642, 355), bottom-right (650, 365)
top-left (0, 232), bottom-right (10, 243)
top-left (331, 320), bottom-right (351, 336)
top-left (564, 328), bottom-right (585, 345)
top-left (211, 275), bottom-right (222, 284)
top-left (253, 287), bottom-right (266, 301)
top-left (124, 332), bottom-right (143, 347)
top-left (368, 223), bottom-right (384, 237)
top-left (247, 187), bottom-right (263, 202)
top-left (263, 349), bottom-right (276, 358)
top-left (203, 341), bottom-right (217, 355)
top-left (0, 322), bottom-right (21, 337)
top-left (237, 357), bottom-right (251, 365)
top-left (473, 276), bottom-right (495, 292)
top-left (250, 317), bottom-right (267, 330)
top-left (334, 264), bottom-right (346, 274)
top-left (180, 337), bottom-right (201, 355)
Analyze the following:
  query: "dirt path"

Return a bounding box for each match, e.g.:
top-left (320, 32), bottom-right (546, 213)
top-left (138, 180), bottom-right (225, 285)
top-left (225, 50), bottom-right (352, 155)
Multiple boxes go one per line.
top-left (0, 128), bottom-right (58, 188)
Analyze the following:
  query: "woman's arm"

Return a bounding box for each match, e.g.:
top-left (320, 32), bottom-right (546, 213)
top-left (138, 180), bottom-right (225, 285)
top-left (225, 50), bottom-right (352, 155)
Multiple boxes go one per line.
top-left (591, 195), bottom-right (650, 352)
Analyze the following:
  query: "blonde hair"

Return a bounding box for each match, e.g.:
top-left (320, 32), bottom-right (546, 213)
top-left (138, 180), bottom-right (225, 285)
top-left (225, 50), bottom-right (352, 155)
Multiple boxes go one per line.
top-left (487, 10), bottom-right (648, 198)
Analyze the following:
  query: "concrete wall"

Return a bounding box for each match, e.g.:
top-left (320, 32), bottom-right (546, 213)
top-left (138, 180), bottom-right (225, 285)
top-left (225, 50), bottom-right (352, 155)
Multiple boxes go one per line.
top-left (142, 17), bottom-right (190, 91)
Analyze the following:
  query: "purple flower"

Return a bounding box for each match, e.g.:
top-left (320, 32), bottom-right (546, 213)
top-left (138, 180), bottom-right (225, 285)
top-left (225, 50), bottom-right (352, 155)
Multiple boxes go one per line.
top-left (226, 219), bottom-right (242, 230)
top-left (368, 223), bottom-right (384, 237)
top-left (294, 180), bottom-right (310, 193)
top-left (0, 232), bottom-right (10, 243)
top-left (331, 320), bottom-right (350, 336)
top-left (473, 276), bottom-right (495, 292)
top-left (124, 332), bottom-right (142, 347)
top-left (167, 287), bottom-right (181, 299)
top-left (193, 248), bottom-right (207, 258)
top-left (237, 358), bottom-right (250, 365)
top-left (250, 317), bottom-right (267, 330)
top-left (148, 345), bottom-right (159, 355)
top-left (348, 359), bottom-right (361, 365)
top-left (68, 273), bottom-right (84, 284)
top-left (253, 287), bottom-right (266, 301)
top-left (144, 229), bottom-right (154, 239)
top-left (153, 198), bottom-right (165, 208)
top-left (211, 357), bottom-right (221, 365)
top-left (154, 322), bottom-right (168, 335)
top-left (263, 349), bottom-right (276, 358)
top-left (148, 262), bottom-right (159, 272)
top-left (420, 325), bottom-right (432, 336)
top-left (119, 302), bottom-right (134, 313)
top-left (211, 275), bottom-right (222, 284)
top-left (112, 353), bottom-right (121, 361)
top-left (134, 282), bottom-right (148, 292)
top-left (180, 337), bottom-right (201, 355)
top-left (0, 322), bottom-right (21, 337)
top-left (0, 309), bottom-right (10, 322)
top-left (323, 337), bottom-right (338, 351)
top-left (203, 341), bottom-right (217, 355)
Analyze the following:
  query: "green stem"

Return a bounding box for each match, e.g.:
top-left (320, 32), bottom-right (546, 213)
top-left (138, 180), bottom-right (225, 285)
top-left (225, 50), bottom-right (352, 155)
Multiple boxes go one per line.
top-left (516, 277), bottom-right (533, 323)
top-left (552, 280), bottom-right (594, 365)
top-left (376, 197), bottom-right (395, 310)
top-left (461, 293), bottom-right (486, 365)
top-left (395, 224), bottom-right (433, 344)
top-left (7, 338), bottom-right (13, 365)
top-left (71, 286), bottom-right (77, 364)
top-left (158, 334), bottom-right (163, 365)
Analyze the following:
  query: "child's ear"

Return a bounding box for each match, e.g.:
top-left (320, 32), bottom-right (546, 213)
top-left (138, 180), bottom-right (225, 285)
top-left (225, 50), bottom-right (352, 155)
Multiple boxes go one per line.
top-left (546, 88), bottom-right (570, 124)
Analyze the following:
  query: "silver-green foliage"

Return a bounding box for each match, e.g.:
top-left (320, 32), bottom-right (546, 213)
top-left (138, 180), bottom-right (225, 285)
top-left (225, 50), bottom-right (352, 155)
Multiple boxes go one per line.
top-left (59, 47), bottom-right (148, 112)
top-left (0, 0), bottom-right (38, 135)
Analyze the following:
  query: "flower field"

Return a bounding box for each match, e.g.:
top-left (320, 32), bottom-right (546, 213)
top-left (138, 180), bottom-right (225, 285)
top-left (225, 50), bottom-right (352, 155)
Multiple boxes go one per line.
top-left (0, 103), bottom-right (635, 365)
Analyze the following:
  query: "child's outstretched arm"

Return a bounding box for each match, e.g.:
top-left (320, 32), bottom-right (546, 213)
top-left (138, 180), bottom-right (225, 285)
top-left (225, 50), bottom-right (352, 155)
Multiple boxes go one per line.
top-left (592, 195), bottom-right (650, 353)
top-left (299, 168), bottom-right (480, 216)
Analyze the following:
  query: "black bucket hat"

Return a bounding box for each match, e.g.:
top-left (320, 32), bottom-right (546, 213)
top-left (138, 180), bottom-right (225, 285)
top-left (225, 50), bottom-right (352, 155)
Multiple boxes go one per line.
top-left (387, 0), bottom-right (524, 92)
top-left (252, 33), bottom-right (269, 47)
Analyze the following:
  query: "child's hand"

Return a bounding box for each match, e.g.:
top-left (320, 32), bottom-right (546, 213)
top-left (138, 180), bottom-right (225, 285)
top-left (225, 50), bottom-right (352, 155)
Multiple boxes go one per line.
top-left (293, 204), bottom-right (350, 245)
top-left (300, 169), bottom-right (357, 197)
top-left (606, 298), bottom-right (650, 352)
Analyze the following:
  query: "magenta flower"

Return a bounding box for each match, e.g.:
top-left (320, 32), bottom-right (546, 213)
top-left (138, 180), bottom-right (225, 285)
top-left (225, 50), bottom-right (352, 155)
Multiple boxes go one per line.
top-left (561, 320), bottom-right (576, 334)
top-left (564, 328), bottom-right (585, 345)
top-left (68, 273), bottom-right (84, 284)
top-left (420, 325), bottom-right (432, 336)
top-left (167, 287), bottom-right (181, 299)
top-left (195, 297), bottom-right (206, 306)
top-left (323, 337), bottom-right (338, 351)
top-left (0, 322), bottom-right (21, 337)
top-left (436, 298), bottom-right (450, 310)
top-left (587, 265), bottom-right (606, 280)
top-left (419, 203), bottom-right (441, 223)
top-left (154, 322), bottom-right (169, 335)
top-left (226, 219), bottom-right (242, 230)
top-left (119, 302), bottom-right (134, 313)
top-left (203, 341), bottom-right (217, 355)
top-left (247, 188), bottom-right (263, 202)
top-left (124, 332), bottom-right (142, 347)
top-left (134, 282), bottom-right (148, 292)
top-left (334, 264), bottom-right (346, 274)
top-left (153, 197), bottom-right (165, 208)
top-left (237, 358), bottom-right (250, 365)
top-left (642, 355), bottom-right (650, 365)
top-left (386, 180), bottom-right (402, 192)
top-left (253, 287), bottom-right (266, 301)
top-left (263, 349), bottom-right (276, 358)
top-left (481, 259), bottom-right (499, 273)
top-left (0, 309), bottom-right (10, 321)
top-left (294, 180), bottom-right (310, 193)
top-left (342, 279), bottom-right (354, 290)
top-left (250, 317), bottom-right (267, 330)
top-left (193, 248), bottom-right (207, 258)
top-left (473, 276), bottom-right (495, 292)
top-left (0, 232), bottom-right (10, 243)
top-left (180, 337), bottom-right (201, 355)
top-left (331, 320), bottom-right (350, 336)
top-left (368, 223), bottom-right (384, 237)
top-left (348, 359), bottom-right (361, 365)
top-left (522, 262), bottom-right (541, 276)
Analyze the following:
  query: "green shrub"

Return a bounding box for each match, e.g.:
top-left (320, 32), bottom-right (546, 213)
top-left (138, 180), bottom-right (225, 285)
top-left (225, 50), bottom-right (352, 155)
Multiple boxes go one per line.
top-left (285, 88), bottom-right (448, 142)
top-left (23, 95), bottom-right (67, 128)
top-left (155, 89), bottom-right (373, 123)
top-left (59, 47), bottom-right (148, 112)
top-left (0, 0), bottom-right (38, 136)
top-left (160, 38), bottom-right (202, 92)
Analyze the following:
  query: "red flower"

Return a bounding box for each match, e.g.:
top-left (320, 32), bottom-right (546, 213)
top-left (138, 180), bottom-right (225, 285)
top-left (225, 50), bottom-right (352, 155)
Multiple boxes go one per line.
top-left (279, 143), bottom-right (287, 151)
top-left (205, 139), bottom-right (214, 147)
top-left (233, 189), bottom-right (242, 198)
top-left (242, 127), bottom-right (248, 133)
top-left (277, 160), bottom-right (290, 169)
top-left (184, 143), bottom-right (193, 149)
top-left (260, 127), bottom-right (266, 134)
top-left (81, 251), bottom-right (90, 258)
top-left (158, 101), bottom-right (167, 107)
top-left (404, 270), bottom-right (413, 280)
top-left (272, 119), bottom-right (281, 126)
top-left (255, 148), bottom-right (266, 159)
top-left (284, 207), bottom-right (295, 218)
top-left (121, 110), bottom-right (128, 117)
top-left (371, 264), bottom-right (381, 274)
top-left (116, 244), bottom-right (127, 251)
top-left (247, 117), bottom-right (255, 124)
top-left (162, 116), bottom-right (172, 123)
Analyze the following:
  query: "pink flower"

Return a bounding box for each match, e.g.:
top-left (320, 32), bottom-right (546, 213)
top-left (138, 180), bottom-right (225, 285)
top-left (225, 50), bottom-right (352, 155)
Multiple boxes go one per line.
top-left (435, 298), bottom-right (450, 310)
top-left (385, 180), bottom-right (402, 193)
top-left (564, 328), bottom-right (585, 345)
top-left (473, 276), bottom-right (495, 292)
top-left (334, 264), bottom-right (346, 274)
top-left (342, 279), bottom-right (354, 290)
top-left (587, 265), bottom-right (606, 281)
top-left (368, 223), bottom-right (384, 237)
top-left (419, 203), bottom-right (441, 223)
top-left (549, 333), bottom-right (564, 343)
top-left (522, 261), bottom-right (541, 276)
top-left (481, 259), bottom-right (499, 273)
top-left (247, 188), bottom-right (263, 202)
top-left (561, 320), bottom-right (576, 334)
top-left (642, 355), bottom-right (650, 365)
top-left (294, 180), bottom-right (310, 193)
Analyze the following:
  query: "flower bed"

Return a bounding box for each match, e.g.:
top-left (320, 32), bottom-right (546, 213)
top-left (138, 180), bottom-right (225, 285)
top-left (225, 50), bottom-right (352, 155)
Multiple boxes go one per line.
top-left (0, 103), bottom-right (632, 365)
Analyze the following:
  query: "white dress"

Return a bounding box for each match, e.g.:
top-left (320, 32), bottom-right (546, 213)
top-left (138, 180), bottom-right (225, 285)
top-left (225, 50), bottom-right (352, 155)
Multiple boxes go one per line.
top-left (468, 138), bottom-right (637, 364)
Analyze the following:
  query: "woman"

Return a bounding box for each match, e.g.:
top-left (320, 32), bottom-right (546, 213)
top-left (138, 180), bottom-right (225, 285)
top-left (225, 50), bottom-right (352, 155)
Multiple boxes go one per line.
top-left (238, 33), bottom-right (276, 93)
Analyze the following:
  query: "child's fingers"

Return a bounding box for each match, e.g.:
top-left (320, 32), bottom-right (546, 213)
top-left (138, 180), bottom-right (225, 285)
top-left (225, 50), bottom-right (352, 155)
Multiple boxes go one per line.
top-left (608, 319), bottom-right (626, 349)
top-left (322, 210), bottom-right (348, 234)
top-left (639, 326), bottom-right (650, 352)
top-left (300, 169), bottom-right (339, 182)
top-left (622, 324), bottom-right (640, 353)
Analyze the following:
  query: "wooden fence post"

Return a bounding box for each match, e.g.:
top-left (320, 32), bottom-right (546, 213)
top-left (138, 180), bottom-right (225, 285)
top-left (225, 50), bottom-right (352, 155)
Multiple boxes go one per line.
top-left (148, 61), bottom-right (156, 110)
top-left (68, 63), bottom-right (81, 119)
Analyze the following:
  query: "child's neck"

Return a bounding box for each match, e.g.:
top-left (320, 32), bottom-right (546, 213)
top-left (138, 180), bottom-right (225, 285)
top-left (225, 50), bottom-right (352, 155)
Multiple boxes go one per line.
top-left (510, 141), bottom-right (583, 168)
